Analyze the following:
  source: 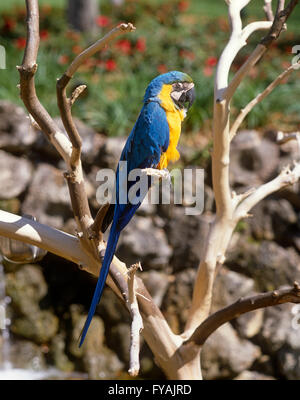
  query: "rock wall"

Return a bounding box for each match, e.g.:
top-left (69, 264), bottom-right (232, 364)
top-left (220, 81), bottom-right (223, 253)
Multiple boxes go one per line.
top-left (0, 101), bottom-right (299, 380)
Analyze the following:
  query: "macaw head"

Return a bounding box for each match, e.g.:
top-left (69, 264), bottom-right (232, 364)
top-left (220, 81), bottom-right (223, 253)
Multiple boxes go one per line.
top-left (144, 71), bottom-right (195, 112)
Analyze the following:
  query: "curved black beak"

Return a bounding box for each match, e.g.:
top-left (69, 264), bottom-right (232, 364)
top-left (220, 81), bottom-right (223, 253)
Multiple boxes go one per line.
top-left (185, 86), bottom-right (195, 109)
top-left (178, 85), bottom-right (195, 110)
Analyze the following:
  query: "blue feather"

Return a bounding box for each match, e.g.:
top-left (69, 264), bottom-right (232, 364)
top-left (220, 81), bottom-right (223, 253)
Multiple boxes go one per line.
top-left (79, 221), bottom-right (120, 347)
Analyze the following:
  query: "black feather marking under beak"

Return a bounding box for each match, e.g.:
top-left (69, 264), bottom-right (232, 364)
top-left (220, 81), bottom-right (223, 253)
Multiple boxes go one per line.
top-left (178, 86), bottom-right (195, 110)
top-left (185, 86), bottom-right (195, 109)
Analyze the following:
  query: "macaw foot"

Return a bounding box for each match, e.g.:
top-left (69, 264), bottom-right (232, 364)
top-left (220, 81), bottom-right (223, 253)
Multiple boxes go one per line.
top-left (141, 168), bottom-right (171, 181)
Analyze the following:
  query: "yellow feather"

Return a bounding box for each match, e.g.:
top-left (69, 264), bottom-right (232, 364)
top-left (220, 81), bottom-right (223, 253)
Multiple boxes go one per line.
top-left (157, 84), bottom-right (185, 170)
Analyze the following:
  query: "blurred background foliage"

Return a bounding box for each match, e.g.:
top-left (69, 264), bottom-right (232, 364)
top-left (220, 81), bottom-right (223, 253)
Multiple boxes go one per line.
top-left (0, 0), bottom-right (299, 139)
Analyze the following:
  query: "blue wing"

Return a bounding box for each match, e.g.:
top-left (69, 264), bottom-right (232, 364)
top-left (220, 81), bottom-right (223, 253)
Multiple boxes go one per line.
top-left (116, 100), bottom-right (169, 229)
top-left (121, 100), bottom-right (170, 169)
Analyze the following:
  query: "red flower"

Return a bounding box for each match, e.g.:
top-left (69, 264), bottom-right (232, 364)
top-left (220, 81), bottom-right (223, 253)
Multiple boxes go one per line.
top-left (105, 59), bottom-right (117, 71)
top-left (178, 1), bottom-right (190, 12)
top-left (58, 54), bottom-right (69, 65)
top-left (15, 37), bottom-right (26, 49)
top-left (40, 29), bottom-right (49, 41)
top-left (205, 56), bottom-right (218, 67)
top-left (115, 39), bottom-right (131, 55)
top-left (96, 15), bottom-right (111, 27)
top-left (3, 16), bottom-right (16, 32)
top-left (157, 64), bottom-right (168, 74)
top-left (136, 37), bottom-right (146, 53)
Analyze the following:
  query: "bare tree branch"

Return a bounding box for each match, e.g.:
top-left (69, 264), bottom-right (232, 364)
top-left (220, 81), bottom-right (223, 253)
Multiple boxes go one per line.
top-left (235, 163), bottom-right (300, 219)
top-left (230, 63), bottom-right (298, 140)
top-left (225, 0), bottom-right (298, 101)
top-left (187, 282), bottom-right (300, 346)
top-left (264, 0), bottom-right (275, 21)
top-left (184, 0), bottom-right (299, 338)
top-left (17, 1), bottom-right (72, 165)
top-left (127, 263), bottom-right (144, 377)
top-left (56, 22), bottom-right (136, 246)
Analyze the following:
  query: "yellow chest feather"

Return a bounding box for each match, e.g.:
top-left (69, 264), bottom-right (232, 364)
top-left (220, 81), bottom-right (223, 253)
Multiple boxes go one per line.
top-left (157, 84), bottom-right (185, 170)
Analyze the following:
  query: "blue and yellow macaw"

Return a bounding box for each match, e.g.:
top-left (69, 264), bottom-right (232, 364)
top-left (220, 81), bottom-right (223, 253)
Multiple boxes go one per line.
top-left (79, 71), bottom-right (195, 346)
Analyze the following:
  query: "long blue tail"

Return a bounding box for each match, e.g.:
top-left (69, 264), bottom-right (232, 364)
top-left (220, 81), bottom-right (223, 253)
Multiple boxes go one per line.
top-left (79, 224), bottom-right (120, 347)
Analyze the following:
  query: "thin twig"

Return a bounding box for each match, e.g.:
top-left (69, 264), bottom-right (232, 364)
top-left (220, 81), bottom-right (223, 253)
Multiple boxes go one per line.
top-left (225, 0), bottom-right (298, 101)
top-left (235, 162), bottom-right (300, 219)
top-left (264, 0), bottom-right (275, 20)
top-left (17, 0), bottom-right (72, 165)
top-left (127, 263), bottom-right (144, 377)
top-left (65, 23), bottom-right (136, 78)
top-left (70, 85), bottom-right (87, 106)
top-left (56, 23), bottom-right (136, 244)
top-left (230, 63), bottom-right (297, 140)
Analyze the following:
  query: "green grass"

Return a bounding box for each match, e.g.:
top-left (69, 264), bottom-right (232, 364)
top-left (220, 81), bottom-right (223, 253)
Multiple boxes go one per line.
top-left (0, 0), bottom-right (299, 138)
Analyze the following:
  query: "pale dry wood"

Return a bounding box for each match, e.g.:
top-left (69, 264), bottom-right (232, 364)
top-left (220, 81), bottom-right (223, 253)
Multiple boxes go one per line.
top-left (66, 23), bottom-right (136, 78)
top-left (230, 63), bottom-right (297, 140)
top-left (127, 263), bottom-right (143, 377)
top-left (184, 0), bottom-right (299, 338)
top-left (264, 0), bottom-right (275, 20)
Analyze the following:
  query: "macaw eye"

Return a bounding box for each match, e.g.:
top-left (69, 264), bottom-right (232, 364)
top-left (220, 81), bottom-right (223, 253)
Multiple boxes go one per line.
top-left (173, 82), bottom-right (183, 91)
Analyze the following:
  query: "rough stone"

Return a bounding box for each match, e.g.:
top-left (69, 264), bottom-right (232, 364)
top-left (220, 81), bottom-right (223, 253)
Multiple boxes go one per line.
top-left (212, 268), bottom-right (256, 313)
top-left (234, 370), bottom-right (275, 380)
top-left (11, 310), bottom-right (59, 344)
top-left (164, 207), bottom-right (213, 272)
top-left (141, 270), bottom-right (171, 308)
top-left (50, 333), bottom-right (74, 372)
top-left (258, 303), bottom-right (300, 379)
top-left (227, 239), bottom-right (300, 292)
top-left (97, 136), bottom-right (126, 169)
top-left (0, 101), bottom-right (37, 152)
top-left (6, 264), bottom-right (59, 344)
top-left (21, 163), bottom-right (72, 229)
top-left (5, 264), bottom-right (48, 315)
top-left (201, 323), bottom-right (261, 380)
top-left (116, 216), bottom-right (172, 270)
top-left (248, 198), bottom-right (297, 243)
top-left (34, 117), bottom-right (105, 165)
top-left (162, 268), bottom-right (196, 333)
top-left (8, 340), bottom-right (46, 371)
top-left (230, 130), bottom-right (280, 189)
top-left (107, 323), bottom-right (131, 364)
top-left (68, 304), bottom-right (123, 379)
top-left (0, 150), bottom-right (32, 200)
